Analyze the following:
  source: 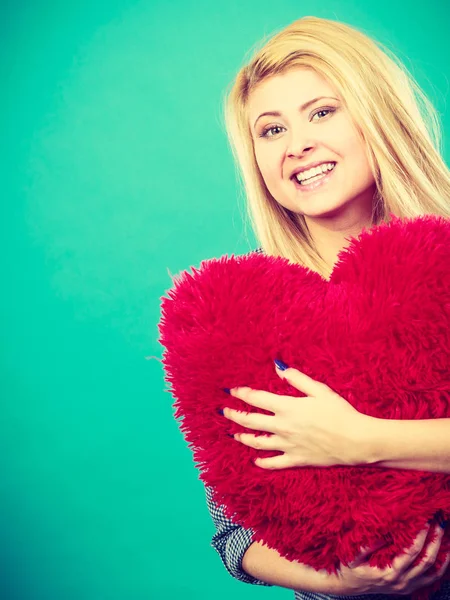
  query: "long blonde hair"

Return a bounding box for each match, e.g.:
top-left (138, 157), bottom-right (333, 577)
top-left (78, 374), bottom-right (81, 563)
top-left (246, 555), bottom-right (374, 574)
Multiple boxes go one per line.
top-left (224, 16), bottom-right (450, 277)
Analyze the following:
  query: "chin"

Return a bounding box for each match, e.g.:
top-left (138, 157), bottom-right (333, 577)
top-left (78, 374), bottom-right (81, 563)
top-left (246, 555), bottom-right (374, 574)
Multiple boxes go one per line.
top-left (294, 199), bottom-right (350, 220)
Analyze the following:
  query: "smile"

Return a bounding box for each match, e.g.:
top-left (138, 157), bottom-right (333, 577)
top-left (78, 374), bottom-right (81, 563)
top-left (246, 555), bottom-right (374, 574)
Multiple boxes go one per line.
top-left (292, 163), bottom-right (337, 192)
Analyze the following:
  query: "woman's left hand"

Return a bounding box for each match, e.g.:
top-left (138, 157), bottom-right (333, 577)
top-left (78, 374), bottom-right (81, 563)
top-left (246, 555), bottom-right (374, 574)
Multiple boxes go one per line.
top-left (222, 362), bottom-right (372, 470)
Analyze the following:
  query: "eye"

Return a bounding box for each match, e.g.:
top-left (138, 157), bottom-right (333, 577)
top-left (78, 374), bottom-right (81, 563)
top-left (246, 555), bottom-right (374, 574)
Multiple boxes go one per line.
top-left (311, 107), bottom-right (336, 121)
top-left (258, 108), bottom-right (336, 139)
top-left (258, 125), bottom-right (286, 139)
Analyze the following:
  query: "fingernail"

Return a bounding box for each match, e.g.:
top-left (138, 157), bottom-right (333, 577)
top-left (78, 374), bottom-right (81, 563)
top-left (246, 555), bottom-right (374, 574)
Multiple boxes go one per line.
top-left (226, 433), bottom-right (234, 438)
top-left (217, 409), bottom-right (224, 415)
top-left (274, 358), bottom-right (289, 371)
top-left (222, 388), bottom-right (231, 394)
top-left (439, 520), bottom-right (448, 530)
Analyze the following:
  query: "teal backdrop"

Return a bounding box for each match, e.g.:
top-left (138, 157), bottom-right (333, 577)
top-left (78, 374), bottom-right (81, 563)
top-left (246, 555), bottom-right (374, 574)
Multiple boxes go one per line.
top-left (2, 1), bottom-right (449, 599)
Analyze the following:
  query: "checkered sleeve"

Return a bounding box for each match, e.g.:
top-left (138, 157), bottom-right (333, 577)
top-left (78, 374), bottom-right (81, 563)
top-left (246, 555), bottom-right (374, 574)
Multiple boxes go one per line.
top-left (204, 486), bottom-right (272, 586)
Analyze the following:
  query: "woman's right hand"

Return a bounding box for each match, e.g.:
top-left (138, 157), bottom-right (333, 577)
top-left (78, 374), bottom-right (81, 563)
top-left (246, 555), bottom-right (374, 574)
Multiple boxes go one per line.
top-left (335, 521), bottom-right (450, 596)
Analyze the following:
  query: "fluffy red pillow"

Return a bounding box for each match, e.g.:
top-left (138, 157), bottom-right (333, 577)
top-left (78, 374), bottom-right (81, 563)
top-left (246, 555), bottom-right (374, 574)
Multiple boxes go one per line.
top-left (159, 216), bottom-right (450, 599)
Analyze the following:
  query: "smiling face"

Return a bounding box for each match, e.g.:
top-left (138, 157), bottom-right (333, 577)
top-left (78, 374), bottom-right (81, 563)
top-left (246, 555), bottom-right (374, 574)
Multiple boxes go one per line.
top-left (248, 67), bottom-right (377, 221)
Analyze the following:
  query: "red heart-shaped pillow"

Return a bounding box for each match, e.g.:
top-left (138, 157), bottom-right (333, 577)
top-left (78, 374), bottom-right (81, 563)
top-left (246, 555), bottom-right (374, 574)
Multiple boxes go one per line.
top-left (159, 216), bottom-right (450, 599)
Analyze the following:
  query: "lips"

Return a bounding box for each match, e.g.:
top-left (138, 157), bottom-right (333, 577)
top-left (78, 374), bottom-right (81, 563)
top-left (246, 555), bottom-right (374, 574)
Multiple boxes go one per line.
top-left (292, 163), bottom-right (337, 192)
top-left (290, 161), bottom-right (337, 180)
top-left (296, 163), bottom-right (336, 183)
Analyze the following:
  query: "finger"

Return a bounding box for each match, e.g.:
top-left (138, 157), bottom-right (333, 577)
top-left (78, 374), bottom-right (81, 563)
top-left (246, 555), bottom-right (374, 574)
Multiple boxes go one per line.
top-left (419, 550), bottom-right (450, 587)
top-left (234, 432), bottom-right (285, 451)
top-left (391, 524), bottom-right (432, 573)
top-left (275, 365), bottom-right (330, 397)
top-left (229, 387), bottom-right (283, 414)
top-left (224, 406), bottom-right (276, 433)
top-left (346, 538), bottom-right (389, 568)
top-left (405, 524), bottom-right (444, 580)
top-left (254, 453), bottom-right (293, 470)
top-left (437, 551), bottom-right (450, 578)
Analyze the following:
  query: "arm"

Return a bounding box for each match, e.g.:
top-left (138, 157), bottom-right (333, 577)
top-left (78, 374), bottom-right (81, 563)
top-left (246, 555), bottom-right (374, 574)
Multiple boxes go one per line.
top-left (204, 485), bottom-right (340, 593)
top-left (206, 488), bottom-right (450, 596)
top-left (359, 417), bottom-right (450, 473)
top-left (241, 539), bottom-right (344, 593)
top-left (204, 485), bottom-right (272, 587)
top-left (224, 366), bottom-right (450, 473)
top-left (204, 487), bottom-right (449, 595)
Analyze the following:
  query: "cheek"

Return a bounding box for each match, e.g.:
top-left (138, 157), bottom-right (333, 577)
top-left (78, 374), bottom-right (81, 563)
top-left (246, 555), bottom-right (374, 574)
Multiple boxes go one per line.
top-left (352, 141), bottom-right (375, 183)
top-left (255, 146), bottom-right (282, 185)
top-left (338, 128), bottom-right (375, 181)
top-left (333, 116), bottom-right (364, 156)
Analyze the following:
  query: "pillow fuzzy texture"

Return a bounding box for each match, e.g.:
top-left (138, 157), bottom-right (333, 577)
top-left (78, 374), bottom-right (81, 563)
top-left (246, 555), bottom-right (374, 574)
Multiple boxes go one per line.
top-left (159, 216), bottom-right (450, 599)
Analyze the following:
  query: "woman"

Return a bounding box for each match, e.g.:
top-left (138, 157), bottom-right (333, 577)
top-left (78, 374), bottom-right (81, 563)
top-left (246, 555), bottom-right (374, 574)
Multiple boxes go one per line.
top-left (205, 15), bottom-right (450, 600)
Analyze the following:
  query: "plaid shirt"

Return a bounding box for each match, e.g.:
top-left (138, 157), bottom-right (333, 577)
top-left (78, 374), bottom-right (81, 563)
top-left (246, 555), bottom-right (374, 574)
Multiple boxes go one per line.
top-left (203, 246), bottom-right (449, 599)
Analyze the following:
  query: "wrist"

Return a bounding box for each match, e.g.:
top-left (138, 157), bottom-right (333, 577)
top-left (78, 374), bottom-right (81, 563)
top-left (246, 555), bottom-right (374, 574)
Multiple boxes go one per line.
top-left (309, 572), bottom-right (368, 597)
top-left (294, 566), bottom-right (357, 596)
top-left (325, 570), bottom-right (375, 597)
top-left (348, 414), bottom-right (382, 467)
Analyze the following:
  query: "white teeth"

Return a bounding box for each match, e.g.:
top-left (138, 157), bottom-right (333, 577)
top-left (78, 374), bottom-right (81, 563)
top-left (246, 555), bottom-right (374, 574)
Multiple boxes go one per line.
top-left (300, 172), bottom-right (327, 185)
top-left (295, 162), bottom-right (335, 182)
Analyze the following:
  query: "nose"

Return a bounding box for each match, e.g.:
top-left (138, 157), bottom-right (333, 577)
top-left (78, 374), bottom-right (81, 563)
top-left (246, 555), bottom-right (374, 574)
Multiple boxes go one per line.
top-left (286, 129), bottom-right (316, 158)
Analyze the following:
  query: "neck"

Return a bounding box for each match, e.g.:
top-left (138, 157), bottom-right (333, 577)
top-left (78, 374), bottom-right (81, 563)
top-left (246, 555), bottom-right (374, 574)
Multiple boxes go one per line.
top-left (304, 203), bottom-right (374, 274)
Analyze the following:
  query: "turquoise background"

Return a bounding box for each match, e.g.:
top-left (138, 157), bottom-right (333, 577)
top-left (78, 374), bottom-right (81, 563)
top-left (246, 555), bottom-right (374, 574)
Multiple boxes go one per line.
top-left (2, 1), bottom-right (449, 599)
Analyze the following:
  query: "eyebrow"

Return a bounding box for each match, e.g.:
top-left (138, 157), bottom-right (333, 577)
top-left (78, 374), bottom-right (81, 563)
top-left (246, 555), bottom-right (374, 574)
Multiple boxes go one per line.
top-left (253, 96), bottom-right (339, 130)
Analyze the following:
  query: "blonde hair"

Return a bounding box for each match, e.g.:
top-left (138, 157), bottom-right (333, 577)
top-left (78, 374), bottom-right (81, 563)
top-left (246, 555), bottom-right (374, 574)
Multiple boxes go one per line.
top-left (224, 16), bottom-right (450, 277)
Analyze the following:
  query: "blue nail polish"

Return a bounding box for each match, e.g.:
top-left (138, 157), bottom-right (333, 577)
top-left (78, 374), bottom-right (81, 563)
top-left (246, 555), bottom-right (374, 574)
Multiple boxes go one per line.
top-left (226, 433), bottom-right (234, 438)
top-left (274, 358), bottom-right (289, 371)
top-left (217, 409), bottom-right (224, 415)
top-left (222, 388), bottom-right (231, 394)
top-left (439, 520), bottom-right (448, 530)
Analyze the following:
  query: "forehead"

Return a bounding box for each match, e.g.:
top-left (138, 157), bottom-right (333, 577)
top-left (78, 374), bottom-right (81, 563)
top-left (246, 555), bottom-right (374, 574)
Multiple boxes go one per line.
top-left (247, 67), bottom-right (337, 117)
